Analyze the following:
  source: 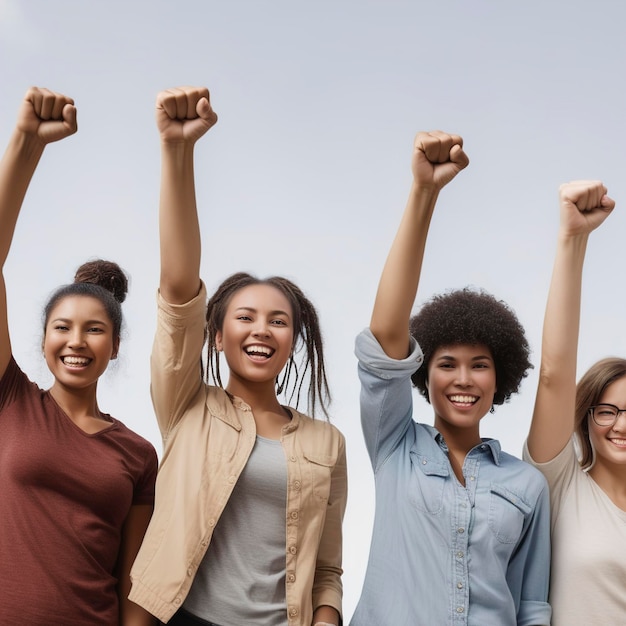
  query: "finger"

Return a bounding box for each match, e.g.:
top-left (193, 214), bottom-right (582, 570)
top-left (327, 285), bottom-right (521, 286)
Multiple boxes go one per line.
top-left (39, 88), bottom-right (57, 120)
top-left (51, 93), bottom-right (74, 121)
top-left (26, 86), bottom-right (45, 118)
top-left (156, 90), bottom-right (179, 120)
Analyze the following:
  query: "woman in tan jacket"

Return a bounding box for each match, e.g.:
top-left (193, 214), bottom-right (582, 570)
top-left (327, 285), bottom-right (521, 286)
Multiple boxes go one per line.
top-left (130, 87), bottom-right (347, 626)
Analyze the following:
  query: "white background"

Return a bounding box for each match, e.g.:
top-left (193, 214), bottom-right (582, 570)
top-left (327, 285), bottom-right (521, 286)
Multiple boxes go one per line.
top-left (2, 0), bottom-right (625, 618)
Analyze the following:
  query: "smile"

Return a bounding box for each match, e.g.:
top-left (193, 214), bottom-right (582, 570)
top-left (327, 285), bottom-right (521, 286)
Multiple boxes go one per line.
top-left (244, 345), bottom-right (274, 359)
top-left (61, 356), bottom-right (91, 367)
top-left (448, 394), bottom-right (478, 405)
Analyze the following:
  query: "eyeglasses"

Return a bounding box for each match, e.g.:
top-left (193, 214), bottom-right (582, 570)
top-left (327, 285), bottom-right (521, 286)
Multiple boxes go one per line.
top-left (588, 403), bottom-right (626, 427)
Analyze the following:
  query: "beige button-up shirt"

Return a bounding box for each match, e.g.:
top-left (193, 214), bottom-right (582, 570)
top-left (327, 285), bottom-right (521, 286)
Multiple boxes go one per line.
top-left (130, 285), bottom-right (346, 624)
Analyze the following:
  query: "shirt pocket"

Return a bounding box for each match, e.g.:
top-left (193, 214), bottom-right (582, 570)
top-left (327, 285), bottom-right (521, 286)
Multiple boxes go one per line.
top-left (488, 483), bottom-right (531, 544)
top-left (303, 451), bottom-right (335, 506)
top-left (408, 451), bottom-right (449, 514)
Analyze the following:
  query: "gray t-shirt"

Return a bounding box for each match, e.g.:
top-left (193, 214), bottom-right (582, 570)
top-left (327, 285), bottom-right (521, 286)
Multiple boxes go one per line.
top-left (183, 435), bottom-right (288, 626)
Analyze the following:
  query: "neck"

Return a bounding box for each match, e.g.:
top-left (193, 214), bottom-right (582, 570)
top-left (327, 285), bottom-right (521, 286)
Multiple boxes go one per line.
top-left (433, 417), bottom-right (482, 456)
top-left (49, 380), bottom-right (100, 420)
top-left (225, 376), bottom-right (283, 414)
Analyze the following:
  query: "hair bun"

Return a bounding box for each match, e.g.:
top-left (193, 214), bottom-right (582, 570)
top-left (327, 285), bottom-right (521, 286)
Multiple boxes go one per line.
top-left (74, 260), bottom-right (128, 304)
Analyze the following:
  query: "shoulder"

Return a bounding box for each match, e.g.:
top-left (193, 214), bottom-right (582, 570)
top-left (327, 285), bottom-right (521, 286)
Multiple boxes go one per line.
top-left (108, 418), bottom-right (158, 458)
top-left (292, 411), bottom-right (346, 461)
top-left (498, 450), bottom-right (549, 495)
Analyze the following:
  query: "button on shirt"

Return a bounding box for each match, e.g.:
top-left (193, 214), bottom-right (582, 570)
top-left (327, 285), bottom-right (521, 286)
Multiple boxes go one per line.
top-left (350, 329), bottom-right (551, 626)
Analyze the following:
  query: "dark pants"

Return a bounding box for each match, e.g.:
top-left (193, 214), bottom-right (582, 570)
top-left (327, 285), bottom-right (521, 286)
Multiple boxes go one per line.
top-left (164, 608), bottom-right (222, 626)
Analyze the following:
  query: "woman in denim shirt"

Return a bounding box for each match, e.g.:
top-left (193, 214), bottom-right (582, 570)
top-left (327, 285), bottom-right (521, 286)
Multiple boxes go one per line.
top-left (350, 132), bottom-right (551, 625)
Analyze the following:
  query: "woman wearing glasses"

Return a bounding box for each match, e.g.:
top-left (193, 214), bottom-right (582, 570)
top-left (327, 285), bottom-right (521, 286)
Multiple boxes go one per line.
top-left (524, 180), bottom-right (625, 625)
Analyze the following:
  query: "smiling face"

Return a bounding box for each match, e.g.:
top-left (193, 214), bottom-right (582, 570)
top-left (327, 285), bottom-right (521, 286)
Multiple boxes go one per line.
top-left (215, 284), bottom-right (295, 396)
top-left (427, 343), bottom-right (497, 444)
top-left (588, 375), bottom-right (626, 469)
top-left (43, 295), bottom-right (119, 393)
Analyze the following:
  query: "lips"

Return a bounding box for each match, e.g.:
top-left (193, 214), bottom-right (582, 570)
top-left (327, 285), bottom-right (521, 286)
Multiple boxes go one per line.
top-left (61, 355), bottom-right (91, 367)
top-left (244, 345), bottom-right (275, 360)
top-left (448, 394), bottom-right (479, 406)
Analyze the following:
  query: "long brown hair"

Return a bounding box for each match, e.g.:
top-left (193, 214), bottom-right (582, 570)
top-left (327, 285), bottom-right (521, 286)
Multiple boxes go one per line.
top-left (205, 272), bottom-right (331, 419)
top-left (575, 357), bottom-right (626, 468)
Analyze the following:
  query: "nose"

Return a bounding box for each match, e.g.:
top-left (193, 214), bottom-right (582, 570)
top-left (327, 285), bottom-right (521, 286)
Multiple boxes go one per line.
top-left (455, 366), bottom-right (472, 387)
top-left (612, 411), bottom-right (626, 431)
top-left (67, 329), bottom-right (86, 348)
top-left (251, 320), bottom-right (271, 338)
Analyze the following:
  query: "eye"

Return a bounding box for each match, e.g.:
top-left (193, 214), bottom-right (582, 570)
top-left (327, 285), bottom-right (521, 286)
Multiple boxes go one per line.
top-left (473, 362), bottom-right (490, 369)
top-left (270, 319), bottom-right (287, 326)
top-left (236, 315), bottom-right (252, 322)
top-left (54, 325), bottom-right (69, 331)
top-left (87, 327), bottom-right (104, 333)
top-left (596, 405), bottom-right (617, 416)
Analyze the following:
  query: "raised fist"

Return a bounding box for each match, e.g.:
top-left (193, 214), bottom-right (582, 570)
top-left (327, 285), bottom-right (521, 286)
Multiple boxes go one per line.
top-left (17, 87), bottom-right (77, 144)
top-left (156, 86), bottom-right (218, 144)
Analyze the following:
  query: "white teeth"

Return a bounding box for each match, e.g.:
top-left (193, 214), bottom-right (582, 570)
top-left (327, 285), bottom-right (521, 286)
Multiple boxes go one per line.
top-left (246, 346), bottom-right (272, 356)
top-left (449, 395), bottom-right (478, 404)
top-left (63, 356), bottom-right (90, 366)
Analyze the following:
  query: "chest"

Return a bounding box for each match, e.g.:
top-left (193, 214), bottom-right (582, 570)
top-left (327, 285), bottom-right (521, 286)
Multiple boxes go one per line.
top-left (0, 395), bottom-right (135, 525)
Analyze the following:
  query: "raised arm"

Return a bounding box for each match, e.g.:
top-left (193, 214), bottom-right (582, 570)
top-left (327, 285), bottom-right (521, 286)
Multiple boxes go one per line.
top-left (528, 181), bottom-right (614, 462)
top-left (370, 131), bottom-right (469, 359)
top-left (0, 87), bottom-right (77, 379)
top-left (156, 86), bottom-right (217, 304)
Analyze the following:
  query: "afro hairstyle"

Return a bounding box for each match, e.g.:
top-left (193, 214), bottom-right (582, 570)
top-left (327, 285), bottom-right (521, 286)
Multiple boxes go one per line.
top-left (409, 288), bottom-right (532, 406)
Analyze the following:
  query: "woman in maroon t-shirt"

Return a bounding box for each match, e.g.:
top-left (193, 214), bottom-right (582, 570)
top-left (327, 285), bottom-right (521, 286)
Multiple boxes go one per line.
top-left (0, 87), bottom-right (157, 625)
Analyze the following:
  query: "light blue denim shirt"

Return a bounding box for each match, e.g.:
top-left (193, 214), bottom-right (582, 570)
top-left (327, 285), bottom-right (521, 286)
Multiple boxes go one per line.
top-left (350, 329), bottom-right (551, 626)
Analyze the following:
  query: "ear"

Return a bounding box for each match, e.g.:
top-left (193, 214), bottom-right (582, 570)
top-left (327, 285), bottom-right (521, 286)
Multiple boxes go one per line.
top-left (111, 337), bottom-right (120, 360)
top-left (215, 330), bottom-right (223, 352)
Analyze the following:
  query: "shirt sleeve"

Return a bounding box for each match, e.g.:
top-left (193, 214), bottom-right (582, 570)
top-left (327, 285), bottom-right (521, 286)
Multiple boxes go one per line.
top-left (312, 429), bottom-right (347, 621)
top-left (507, 473), bottom-right (552, 626)
top-left (355, 328), bottom-right (423, 472)
top-left (150, 284), bottom-right (207, 440)
top-left (132, 442), bottom-right (159, 506)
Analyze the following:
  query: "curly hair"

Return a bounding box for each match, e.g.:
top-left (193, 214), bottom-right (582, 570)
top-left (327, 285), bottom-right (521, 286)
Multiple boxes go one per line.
top-left (205, 272), bottom-right (331, 419)
top-left (43, 259), bottom-right (128, 341)
top-left (574, 357), bottom-right (626, 469)
top-left (409, 288), bottom-right (532, 406)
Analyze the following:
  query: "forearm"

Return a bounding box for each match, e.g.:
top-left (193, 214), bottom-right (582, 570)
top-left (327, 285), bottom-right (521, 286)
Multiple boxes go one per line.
top-left (159, 141), bottom-right (202, 303)
top-left (0, 130), bottom-right (45, 266)
top-left (313, 605), bottom-right (340, 625)
top-left (370, 182), bottom-right (438, 359)
top-left (529, 232), bottom-right (588, 459)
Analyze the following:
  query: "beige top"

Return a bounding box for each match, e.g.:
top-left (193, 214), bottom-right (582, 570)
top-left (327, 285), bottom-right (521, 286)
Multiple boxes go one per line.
top-left (523, 437), bottom-right (626, 626)
top-left (129, 284), bottom-right (347, 624)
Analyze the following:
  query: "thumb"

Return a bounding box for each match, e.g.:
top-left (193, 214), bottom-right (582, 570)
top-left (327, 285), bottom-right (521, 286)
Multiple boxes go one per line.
top-left (601, 194), bottom-right (615, 211)
top-left (449, 144), bottom-right (469, 170)
top-left (62, 103), bottom-right (78, 135)
top-left (197, 97), bottom-right (218, 126)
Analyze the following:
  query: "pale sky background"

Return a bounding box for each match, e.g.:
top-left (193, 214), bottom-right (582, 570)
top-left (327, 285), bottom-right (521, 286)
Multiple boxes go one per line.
top-left (2, 0), bottom-right (626, 619)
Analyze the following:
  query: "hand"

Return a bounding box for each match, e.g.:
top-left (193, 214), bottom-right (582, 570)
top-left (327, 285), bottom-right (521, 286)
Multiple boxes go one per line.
top-left (411, 130), bottom-right (469, 191)
top-left (558, 180), bottom-right (614, 237)
top-left (156, 86), bottom-right (218, 144)
top-left (16, 87), bottom-right (77, 145)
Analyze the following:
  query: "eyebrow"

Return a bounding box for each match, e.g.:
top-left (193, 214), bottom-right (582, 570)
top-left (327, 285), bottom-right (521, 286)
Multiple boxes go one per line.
top-left (50, 317), bottom-right (109, 326)
top-left (436, 354), bottom-right (493, 361)
top-left (234, 307), bottom-right (291, 317)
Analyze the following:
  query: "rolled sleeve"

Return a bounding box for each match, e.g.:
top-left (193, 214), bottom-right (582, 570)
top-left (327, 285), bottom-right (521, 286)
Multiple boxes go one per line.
top-left (151, 283), bottom-right (207, 439)
top-left (355, 329), bottom-right (423, 471)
